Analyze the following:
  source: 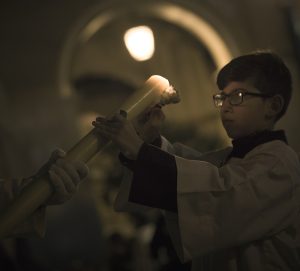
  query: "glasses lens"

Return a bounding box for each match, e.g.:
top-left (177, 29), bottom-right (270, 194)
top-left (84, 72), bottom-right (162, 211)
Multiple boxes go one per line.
top-left (213, 94), bottom-right (223, 107)
top-left (229, 91), bottom-right (243, 105)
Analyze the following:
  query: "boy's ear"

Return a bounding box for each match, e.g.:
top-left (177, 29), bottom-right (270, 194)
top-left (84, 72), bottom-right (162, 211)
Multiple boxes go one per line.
top-left (266, 95), bottom-right (284, 119)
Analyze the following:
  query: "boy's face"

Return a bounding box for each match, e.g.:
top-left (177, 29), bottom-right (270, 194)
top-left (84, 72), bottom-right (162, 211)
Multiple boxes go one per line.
top-left (219, 81), bottom-right (273, 139)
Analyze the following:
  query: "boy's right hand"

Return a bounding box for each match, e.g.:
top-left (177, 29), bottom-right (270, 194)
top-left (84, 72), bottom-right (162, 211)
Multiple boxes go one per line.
top-left (133, 105), bottom-right (165, 144)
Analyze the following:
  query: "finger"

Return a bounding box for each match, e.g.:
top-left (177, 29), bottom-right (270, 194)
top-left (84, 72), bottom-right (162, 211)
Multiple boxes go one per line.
top-left (137, 107), bottom-right (164, 128)
top-left (56, 159), bottom-right (81, 185)
top-left (73, 161), bottom-right (89, 179)
top-left (149, 108), bottom-right (165, 124)
top-left (136, 109), bottom-right (150, 124)
top-left (94, 124), bottom-right (117, 141)
top-left (96, 116), bottom-right (106, 122)
top-left (94, 128), bottom-right (113, 139)
top-left (138, 105), bottom-right (160, 124)
top-left (48, 170), bottom-right (68, 196)
top-left (50, 148), bottom-right (66, 161)
top-left (110, 112), bottom-right (126, 122)
top-left (93, 118), bottom-right (123, 129)
top-left (94, 124), bottom-right (124, 144)
top-left (93, 120), bottom-right (102, 127)
top-left (95, 116), bottom-right (120, 125)
top-left (50, 164), bottom-right (76, 193)
top-left (150, 108), bottom-right (164, 118)
top-left (139, 105), bottom-right (158, 119)
top-left (93, 118), bottom-right (110, 127)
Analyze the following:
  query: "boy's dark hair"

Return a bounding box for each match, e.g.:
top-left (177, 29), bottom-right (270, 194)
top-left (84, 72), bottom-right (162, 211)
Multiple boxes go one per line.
top-left (216, 51), bottom-right (292, 121)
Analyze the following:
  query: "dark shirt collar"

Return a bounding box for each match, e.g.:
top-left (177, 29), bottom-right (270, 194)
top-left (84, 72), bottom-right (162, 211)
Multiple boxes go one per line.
top-left (228, 130), bottom-right (287, 159)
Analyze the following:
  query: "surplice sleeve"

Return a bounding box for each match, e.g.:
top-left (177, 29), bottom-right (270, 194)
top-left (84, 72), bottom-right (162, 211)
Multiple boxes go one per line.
top-left (115, 139), bottom-right (300, 262)
top-left (114, 136), bottom-right (179, 213)
top-left (167, 141), bottom-right (300, 261)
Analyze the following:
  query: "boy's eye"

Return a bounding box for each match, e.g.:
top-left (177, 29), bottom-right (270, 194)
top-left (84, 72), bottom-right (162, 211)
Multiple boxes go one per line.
top-left (229, 92), bottom-right (242, 103)
top-left (232, 91), bottom-right (243, 98)
top-left (232, 89), bottom-right (244, 96)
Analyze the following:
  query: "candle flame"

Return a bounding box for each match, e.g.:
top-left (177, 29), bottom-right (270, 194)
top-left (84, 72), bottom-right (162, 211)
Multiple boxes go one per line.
top-left (160, 85), bottom-right (180, 106)
top-left (165, 85), bottom-right (176, 94)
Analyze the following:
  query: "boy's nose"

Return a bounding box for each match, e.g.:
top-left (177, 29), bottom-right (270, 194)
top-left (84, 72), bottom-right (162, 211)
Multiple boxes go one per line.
top-left (221, 97), bottom-right (233, 112)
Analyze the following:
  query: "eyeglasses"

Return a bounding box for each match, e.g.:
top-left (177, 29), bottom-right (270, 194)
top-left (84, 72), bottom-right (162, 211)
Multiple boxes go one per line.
top-left (213, 89), bottom-right (272, 108)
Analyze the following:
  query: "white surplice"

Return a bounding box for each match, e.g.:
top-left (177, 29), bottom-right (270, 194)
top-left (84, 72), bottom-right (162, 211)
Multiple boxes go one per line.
top-left (115, 138), bottom-right (300, 270)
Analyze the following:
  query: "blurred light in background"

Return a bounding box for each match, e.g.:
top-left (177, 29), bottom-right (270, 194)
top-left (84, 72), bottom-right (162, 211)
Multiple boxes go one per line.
top-left (124, 25), bottom-right (155, 61)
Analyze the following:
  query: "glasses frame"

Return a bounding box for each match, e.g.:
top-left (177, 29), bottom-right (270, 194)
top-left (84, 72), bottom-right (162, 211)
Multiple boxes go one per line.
top-left (213, 89), bottom-right (273, 108)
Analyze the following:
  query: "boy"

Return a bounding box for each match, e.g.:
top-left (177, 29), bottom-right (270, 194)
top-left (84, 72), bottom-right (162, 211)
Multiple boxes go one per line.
top-left (93, 51), bottom-right (300, 270)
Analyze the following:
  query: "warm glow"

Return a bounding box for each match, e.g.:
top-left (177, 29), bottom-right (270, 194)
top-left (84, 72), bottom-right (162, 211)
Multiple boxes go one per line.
top-left (60, 3), bottom-right (234, 98)
top-left (151, 4), bottom-right (233, 68)
top-left (124, 25), bottom-right (155, 61)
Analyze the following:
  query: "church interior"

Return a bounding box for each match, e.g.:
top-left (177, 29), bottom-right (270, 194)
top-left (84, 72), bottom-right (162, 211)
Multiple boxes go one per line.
top-left (0, 0), bottom-right (299, 270)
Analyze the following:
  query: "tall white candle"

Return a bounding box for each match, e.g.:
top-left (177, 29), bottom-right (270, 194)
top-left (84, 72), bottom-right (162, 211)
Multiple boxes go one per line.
top-left (0, 75), bottom-right (180, 238)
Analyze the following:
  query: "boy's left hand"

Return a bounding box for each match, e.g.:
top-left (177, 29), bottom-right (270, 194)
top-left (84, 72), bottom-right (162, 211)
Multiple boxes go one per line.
top-left (93, 113), bottom-right (144, 159)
